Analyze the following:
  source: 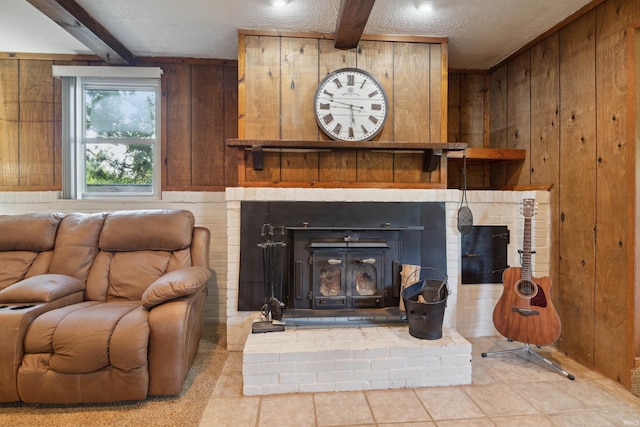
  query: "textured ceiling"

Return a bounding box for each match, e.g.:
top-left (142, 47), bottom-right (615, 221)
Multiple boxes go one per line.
top-left (2, 0), bottom-right (594, 69)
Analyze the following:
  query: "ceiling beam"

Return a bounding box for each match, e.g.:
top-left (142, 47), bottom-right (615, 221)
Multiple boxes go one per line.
top-left (334, 0), bottom-right (375, 50)
top-left (26, 0), bottom-right (136, 65)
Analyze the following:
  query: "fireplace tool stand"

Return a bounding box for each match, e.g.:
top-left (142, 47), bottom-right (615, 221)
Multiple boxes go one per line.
top-left (252, 223), bottom-right (286, 334)
top-left (481, 342), bottom-right (575, 380)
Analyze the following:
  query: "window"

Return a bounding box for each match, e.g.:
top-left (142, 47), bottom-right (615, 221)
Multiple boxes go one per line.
top-left (54, 66), bottom-right (162, 199)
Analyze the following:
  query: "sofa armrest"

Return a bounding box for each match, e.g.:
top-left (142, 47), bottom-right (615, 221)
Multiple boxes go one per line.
top-left (142, 266), bottom-right (211, 309)
top-left (0, 274), bottom-right (85, 303)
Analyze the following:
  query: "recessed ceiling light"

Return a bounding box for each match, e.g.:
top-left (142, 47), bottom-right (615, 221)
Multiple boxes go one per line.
top-left (417, 1), bottom-right (434, 13)
top-left (273, 0), bottom-right (290, 7)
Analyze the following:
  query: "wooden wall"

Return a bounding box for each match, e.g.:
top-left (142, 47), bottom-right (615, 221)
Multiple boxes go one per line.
top-left (0, 56), bottom-right (238, 191)
top-left (449, 0), bottom-right (640, 387)
top-left (237, 31), bottom-right (449, 187)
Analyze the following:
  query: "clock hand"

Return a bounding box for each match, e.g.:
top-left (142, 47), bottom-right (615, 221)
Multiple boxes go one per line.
top-left (330, 99), bottom-right (364, 110)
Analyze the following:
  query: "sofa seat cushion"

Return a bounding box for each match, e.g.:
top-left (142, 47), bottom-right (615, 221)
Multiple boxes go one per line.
top-left (18, 301), bottom-right (150, 403)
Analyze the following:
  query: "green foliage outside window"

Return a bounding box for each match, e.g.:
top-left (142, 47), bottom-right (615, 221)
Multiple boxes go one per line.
top-left (84, 88), bottom-right (156, 186)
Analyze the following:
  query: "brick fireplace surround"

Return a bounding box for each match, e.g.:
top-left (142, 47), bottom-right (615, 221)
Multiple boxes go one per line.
top-left (226, 188), bottom-right (550, 395)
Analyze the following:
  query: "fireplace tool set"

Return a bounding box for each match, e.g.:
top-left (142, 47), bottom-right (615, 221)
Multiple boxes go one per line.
top-left (252, 223), bottom-right (287, 333)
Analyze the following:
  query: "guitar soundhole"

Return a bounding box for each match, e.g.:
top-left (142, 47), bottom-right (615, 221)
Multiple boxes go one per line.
top-left (515, 279), bottom-right (537, 298)
top-left (514, 279), bottom-right (548, 307)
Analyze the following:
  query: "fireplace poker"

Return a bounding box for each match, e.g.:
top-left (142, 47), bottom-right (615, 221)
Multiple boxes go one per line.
top-left (252, 223), bottom-right (286, 333)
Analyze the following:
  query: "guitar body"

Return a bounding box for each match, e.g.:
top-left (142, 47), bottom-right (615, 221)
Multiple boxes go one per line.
top-left (493, 266), bottom-right (561, 346)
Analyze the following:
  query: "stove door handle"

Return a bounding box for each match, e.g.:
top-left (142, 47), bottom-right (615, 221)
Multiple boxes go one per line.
top-left (328, 259), bottom-right (342, 265)
top-left (356, 258), bottom-right (376, 264)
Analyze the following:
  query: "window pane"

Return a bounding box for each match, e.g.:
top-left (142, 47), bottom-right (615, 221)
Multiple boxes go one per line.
top-left (85, 143), bottom-right (153, 194)
top-left (85, 89), bottom-right (155, 138)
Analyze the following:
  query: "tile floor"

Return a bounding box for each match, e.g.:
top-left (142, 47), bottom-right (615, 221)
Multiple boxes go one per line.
top-left (200, 335), bottom-right (640, 426)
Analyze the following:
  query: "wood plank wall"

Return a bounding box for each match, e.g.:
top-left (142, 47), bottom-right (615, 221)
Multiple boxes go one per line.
top-left (449, 0), bottom-right (640, 387)
top-left (237, 32), bottom-right (449, 187)
top-left (0, 57), bottom-right (238, 191)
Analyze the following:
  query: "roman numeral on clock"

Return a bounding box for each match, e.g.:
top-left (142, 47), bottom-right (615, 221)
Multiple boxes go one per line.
top-left (333, 123), bottom-right (342, 134)
top-left (371, 104), bottom-right (382, 111)
top-left (347, 75), bottom-right (355, 86)
top-left (368, 90), bottom-right (379, 98)
top-left (323, 114), bottom-right (334, 125)
top-left (332, 78), bottom-right (342, 88)
top-left (369, 116), bottom-right (379, 124)
top-left (323, 89), bottom-right (334, 97)
top-left (319, 103), bottom-right (330, 110)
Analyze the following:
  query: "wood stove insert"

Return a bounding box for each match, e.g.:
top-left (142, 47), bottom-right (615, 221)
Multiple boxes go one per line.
top-left (237, 201), bottom-right (447, 317)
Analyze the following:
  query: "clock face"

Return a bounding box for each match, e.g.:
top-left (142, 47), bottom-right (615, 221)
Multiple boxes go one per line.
top-left (313, 68), bottom-right (388, 142)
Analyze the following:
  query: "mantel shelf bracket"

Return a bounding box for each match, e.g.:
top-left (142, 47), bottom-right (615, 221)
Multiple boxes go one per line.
top-left (252, 145), bottom-right (263, 171)
top-left (423, 148), bottom-right (443, 172)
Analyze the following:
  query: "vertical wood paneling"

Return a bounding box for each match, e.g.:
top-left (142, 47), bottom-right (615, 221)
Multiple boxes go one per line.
top-left (239, 35), bottom-right (448, 187)
top-left (392, 43), bottom-right (433, 184)
top-left (447, 73), bottom-right (463, 189)
top-left (430, 43), bottom-right (444, 143)
top-left (318, 39), bottom-right (357, 182)
top-left (530, 33), bottom-right (560, 314)
top-left (460, 74), bottom-right (485, 148)
top-left (432, 43), bottom-right (448, 183)
top-left (19, 60), bottom-right (54, 187)
top-left (224, 64), bottom-right (239, 187)
top-left (358, 40), bottom-right (394, 182)
top-left (191, 64), bottom-right (225, 187)
top-left (243, 36), bottom-right (281, 182)
top-left (448, 73), bottom-right (461, 143)
top-left (164, 63), bottom-right (192, 187)
top-left (393, 43), bottom-right (430, 142)
top-left (460, 74), bottom-right (488, 188)
top-left (0, 59), bottom-right (19, 186)
top-left (489, 65), bottom-right (508, 187)
top-left (558, 11), bottom-right (597, 367)
top-left (594, 0), bottom-right (634, 385)
top-left (358, 40), bottom-right (394, 142)
top-left (280, 37), bottom-right (319, 182)
top-left (506, 52), bottom-right (531, 186)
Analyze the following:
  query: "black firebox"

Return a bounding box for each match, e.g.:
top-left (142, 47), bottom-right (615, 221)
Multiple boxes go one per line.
top-left (291, 228), bottom-right (402, 310)
top-left (237, 202), bottom-right (447, 314)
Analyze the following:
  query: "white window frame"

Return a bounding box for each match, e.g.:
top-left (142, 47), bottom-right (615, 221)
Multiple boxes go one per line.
top-left (54, 66), bottom-right (162, 200)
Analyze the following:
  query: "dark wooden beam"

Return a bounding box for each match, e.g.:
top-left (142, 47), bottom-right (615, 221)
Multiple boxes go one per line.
top-left (26, 0), bottom-right (136, 65)
top-left (334, 0), bottom-right (375, 50)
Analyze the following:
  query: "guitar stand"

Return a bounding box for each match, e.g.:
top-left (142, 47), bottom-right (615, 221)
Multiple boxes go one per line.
top-left (481, 342), bottom-right (575, 380)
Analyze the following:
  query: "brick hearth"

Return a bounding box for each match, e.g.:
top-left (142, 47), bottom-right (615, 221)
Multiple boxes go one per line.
top-left (243, 326), bottom-right (472, 395)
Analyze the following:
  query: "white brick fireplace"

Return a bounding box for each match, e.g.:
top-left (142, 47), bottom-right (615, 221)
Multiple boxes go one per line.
top-left (226, 187), bottom-right (550, 350)
top-left (226, 188), bottom-right (550, 394)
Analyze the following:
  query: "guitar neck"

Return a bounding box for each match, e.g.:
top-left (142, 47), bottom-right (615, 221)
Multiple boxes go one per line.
top-left (522, 215), bottom-right (532, 281)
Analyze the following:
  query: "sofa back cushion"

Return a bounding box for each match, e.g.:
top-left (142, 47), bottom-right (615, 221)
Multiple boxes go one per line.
top-left (86, 210), bottom-right (195, 302)
top-left (49, 212), bottom-right (106, 282)
top-left (0, 213), bottom-right (64, 290)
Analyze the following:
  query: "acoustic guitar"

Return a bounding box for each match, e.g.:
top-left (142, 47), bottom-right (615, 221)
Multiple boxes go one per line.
top-left (492, 198), bottom-right (561, 346)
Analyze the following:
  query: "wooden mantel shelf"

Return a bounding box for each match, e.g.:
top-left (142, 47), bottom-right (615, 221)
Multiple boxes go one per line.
top-left (227, 139), bottom-right (468, 151)
top-left (447, 147), bottom-right (527, 162)
top-left (226, 139), bottom-right (468, 172)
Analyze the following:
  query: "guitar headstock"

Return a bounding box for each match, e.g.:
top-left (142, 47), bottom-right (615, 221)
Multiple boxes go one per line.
top-left (522, 198), bottom-right (536, 218)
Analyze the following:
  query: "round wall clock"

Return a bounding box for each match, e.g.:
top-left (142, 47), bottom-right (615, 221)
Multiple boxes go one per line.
top-left (313, 68), bottom-right (388, 142)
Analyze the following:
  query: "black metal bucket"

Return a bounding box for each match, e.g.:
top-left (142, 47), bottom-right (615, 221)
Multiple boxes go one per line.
top-left (401, 267), bottom-right (448, 340)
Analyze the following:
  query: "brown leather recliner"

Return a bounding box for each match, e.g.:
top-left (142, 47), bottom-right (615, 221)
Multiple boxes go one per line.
top-left (0, 212), bottom-right (105, 402)
top-left (9, 209), bottom-right (210, 404)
